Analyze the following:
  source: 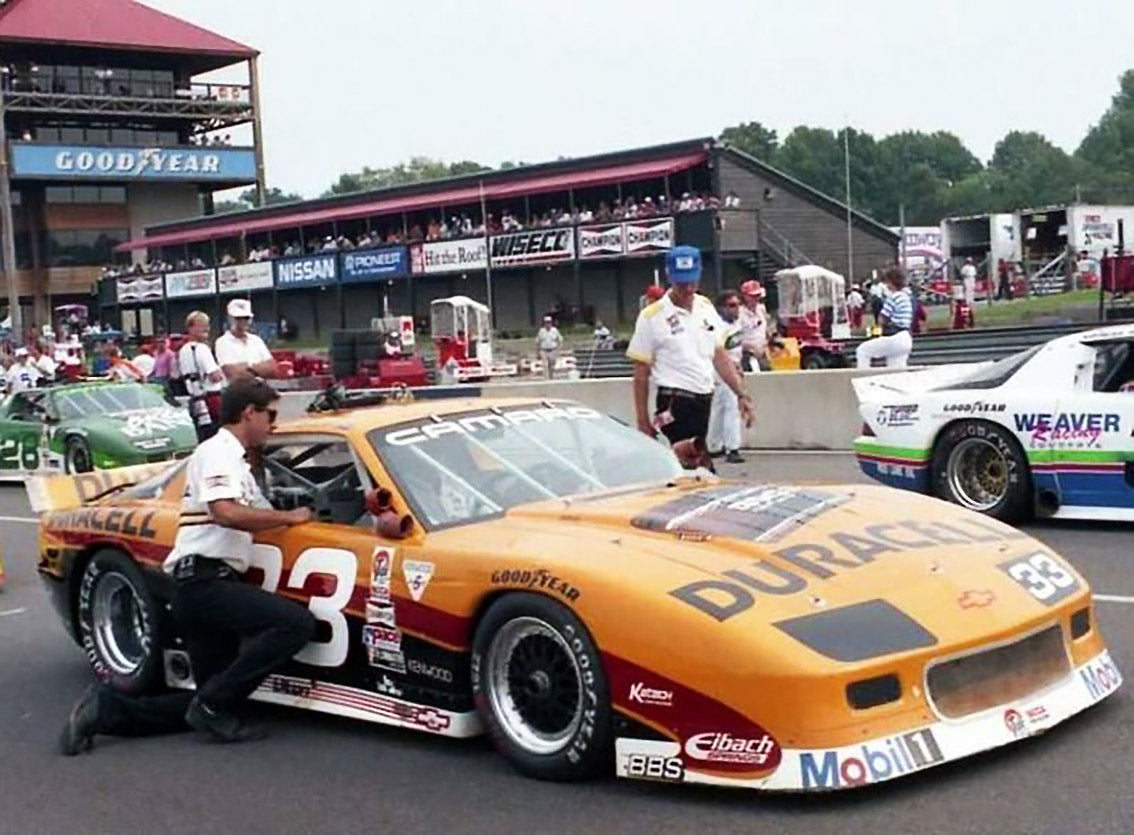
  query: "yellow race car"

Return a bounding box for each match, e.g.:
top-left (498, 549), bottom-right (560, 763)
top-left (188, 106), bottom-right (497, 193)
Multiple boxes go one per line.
top-left (31, 395), bottom-right (1120, 791)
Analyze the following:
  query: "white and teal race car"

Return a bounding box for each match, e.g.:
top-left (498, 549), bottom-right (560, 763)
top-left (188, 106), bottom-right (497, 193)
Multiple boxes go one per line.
top-left (0, 381), bottom-right (195, 478)
top-left (853, 324), bottom-right (1134, 522)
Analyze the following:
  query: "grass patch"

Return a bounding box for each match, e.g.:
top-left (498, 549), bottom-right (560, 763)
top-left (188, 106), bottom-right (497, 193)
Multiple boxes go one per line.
top-left (924, 289), bottom-right (1104, 330)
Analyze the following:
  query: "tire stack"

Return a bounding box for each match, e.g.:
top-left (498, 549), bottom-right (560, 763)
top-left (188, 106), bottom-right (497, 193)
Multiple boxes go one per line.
top-left (330, 331), bottom-right (356, 380)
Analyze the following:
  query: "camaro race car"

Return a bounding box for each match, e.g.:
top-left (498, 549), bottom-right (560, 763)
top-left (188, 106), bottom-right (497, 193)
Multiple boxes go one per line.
top-left (854, 324), bottom-right (1134, 522)
top-left (32, 396), bottom-right (1121, 791)
top-left (0, 381), bottom-right (195, 478)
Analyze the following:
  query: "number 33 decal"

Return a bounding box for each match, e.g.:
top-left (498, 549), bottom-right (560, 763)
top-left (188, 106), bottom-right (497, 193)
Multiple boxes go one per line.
top-left (1001, 552), bottom-right (1079, 605)
top-left (249, 544), bottom-right (357, 667)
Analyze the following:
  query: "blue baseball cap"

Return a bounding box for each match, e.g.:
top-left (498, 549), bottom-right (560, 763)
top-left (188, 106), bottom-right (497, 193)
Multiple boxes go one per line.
top-left (666, 246), bottom-right (702, 284)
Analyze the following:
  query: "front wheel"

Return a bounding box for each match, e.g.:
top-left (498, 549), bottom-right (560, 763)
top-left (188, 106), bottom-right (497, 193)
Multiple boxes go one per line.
top-left (65, 436), bottom-right (93, 474)
top-left (931, 420), bottom-right (1031, 522)
top-left (76, 549), bottom-right (164, 694)
top-left (472, 593), bottom-right (611, 781)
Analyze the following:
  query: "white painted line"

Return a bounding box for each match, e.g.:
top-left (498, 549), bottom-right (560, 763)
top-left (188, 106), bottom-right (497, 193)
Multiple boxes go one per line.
top-left (749, 449), bottom-right (854, 455)
top-left (0, 516), bottom-right (36, 524)
top-left (1094, 594), bottom-right (1134, 604)
top-left (0, 607), bottom-right (27, 618)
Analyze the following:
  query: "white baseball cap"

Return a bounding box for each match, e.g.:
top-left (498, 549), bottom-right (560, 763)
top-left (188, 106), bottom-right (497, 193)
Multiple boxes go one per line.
top-left (14, 347), bottom-right (28, 357)
top-left (227, 298), bottom-right (253, 318)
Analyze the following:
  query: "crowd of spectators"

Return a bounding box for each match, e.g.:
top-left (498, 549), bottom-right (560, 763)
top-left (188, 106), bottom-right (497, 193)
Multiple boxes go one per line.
top-left (100, 190), bottom-right (741, 277)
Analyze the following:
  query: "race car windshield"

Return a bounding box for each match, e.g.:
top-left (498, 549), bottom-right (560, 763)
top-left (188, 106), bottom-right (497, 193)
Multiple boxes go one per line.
top-left (935, 344), bottom-right (1043, 391)
top-left (54, 385), bottom-right (169, 420)
top-left (369, 402), bottom-right (683, 530)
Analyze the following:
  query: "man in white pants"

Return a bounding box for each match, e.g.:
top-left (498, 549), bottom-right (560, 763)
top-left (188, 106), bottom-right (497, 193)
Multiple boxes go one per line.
top-left (960, 257), bottom-right (977, 306)
top-left (707, 290), bottom-right (746, 463)
top-left (856, 267), bottom-right (913, 368)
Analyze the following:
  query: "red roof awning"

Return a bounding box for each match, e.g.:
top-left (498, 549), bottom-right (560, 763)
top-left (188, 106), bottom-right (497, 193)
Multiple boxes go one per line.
top-left (116, 149), bottom-right (707, 252)
top-left (0, 0), bottom-right (256, 58)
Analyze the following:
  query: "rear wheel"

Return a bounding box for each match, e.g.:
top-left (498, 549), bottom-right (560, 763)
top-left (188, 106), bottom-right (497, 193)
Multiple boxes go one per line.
top-left (931, 420), bottom-right (1031, 522)
top-left (472, 593), bottom-right (611, 781)
top-left (65, 437), bottom-right (93, 474)
top-left (76, 549), bottom-right (164, 694)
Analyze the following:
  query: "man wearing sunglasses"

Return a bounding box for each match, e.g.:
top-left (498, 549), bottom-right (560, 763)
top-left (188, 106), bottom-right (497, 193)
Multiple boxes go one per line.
top-left (60, 379), bottom-right (313, 753)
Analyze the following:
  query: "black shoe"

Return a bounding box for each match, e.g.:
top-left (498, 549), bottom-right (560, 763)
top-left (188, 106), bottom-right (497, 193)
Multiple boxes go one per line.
top-left (185, 696), bottom-right (268, 744)
top-left (725, 450), bottom-right (746, 464)
top-left (708, 448), bottom-right (725, 459)
top-left (59, 684), bottom-right (102, 756)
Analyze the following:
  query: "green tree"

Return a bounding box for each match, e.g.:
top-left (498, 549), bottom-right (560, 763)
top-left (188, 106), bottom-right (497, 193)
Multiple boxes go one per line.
top-left (986, 131), bottom-right (1078, 209)
top-left (324, 156), bottom-right (491, 196)
top-left (720, 121), bottom-right (779, 161)
top-left (213, 186), bottom-right (302, 214)
top-left (1076, 69), bottom-right (1134, 203)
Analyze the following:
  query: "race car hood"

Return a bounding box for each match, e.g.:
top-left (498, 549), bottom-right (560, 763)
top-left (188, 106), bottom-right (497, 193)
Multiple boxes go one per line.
top-left (497, 481), bottom-right (1087, 652)
top-left (852, 363), bottom-right (983, 401)
top-left (79, 406), bottom-right (195, 452)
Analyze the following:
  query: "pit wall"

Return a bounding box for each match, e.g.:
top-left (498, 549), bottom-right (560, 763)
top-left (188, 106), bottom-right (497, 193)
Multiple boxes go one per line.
top-left (274, 367), bottom-right (911, 450)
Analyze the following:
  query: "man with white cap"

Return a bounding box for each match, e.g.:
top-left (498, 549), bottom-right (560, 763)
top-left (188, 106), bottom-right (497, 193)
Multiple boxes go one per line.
top-left (628, 245), bottom-right (753, 458)
top-left (738, 279), bottom-right (770, 371)
top-left (214, 298), bottom-right (278, 383)
top-left (6, 347), bottom-right (41, 393)
top-left (535, 315), bottom-right (563, 379)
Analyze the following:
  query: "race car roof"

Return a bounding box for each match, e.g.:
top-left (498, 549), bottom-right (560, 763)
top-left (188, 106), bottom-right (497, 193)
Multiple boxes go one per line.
top-left (277, 396), bottom-right (561, 435)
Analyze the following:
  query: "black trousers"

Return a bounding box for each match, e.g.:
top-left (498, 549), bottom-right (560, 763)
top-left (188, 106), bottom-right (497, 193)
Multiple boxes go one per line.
top-left (95, 572), bottom-right (315, 737)
top-left (656, 389), bottom-right (712, 446)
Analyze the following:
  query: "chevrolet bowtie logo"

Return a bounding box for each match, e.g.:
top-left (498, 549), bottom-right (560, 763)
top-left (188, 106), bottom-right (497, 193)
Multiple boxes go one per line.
top-left (958, 589), bottom-right (996, 609)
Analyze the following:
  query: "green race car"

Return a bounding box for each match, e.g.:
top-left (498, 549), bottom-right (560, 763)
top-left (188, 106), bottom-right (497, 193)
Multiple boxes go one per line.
top-left (0, 381), bottom-right (196, 477)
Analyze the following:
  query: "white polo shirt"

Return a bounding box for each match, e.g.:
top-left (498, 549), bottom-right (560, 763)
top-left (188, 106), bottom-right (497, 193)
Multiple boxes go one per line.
top-left (738, 303), bottom-right (768, 356)
top-left (178, 341), bottom-right (223, 396)
top-left (215, 331), bottom-right (272, 373)
top-left (162, 428), bottom-right (271, 574)
top-left (626, 292), bottom-right (725, 395)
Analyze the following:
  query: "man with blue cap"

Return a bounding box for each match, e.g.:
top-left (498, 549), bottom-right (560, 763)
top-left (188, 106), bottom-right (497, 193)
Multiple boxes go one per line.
top-left (627, 246), bottom-right (753, 457)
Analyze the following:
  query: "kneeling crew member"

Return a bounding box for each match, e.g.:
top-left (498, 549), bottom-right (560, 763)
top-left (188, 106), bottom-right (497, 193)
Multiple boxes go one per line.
top-left (628, 246), bottom-right (753, 454)
top-left (60, 378), bottom-right (314, 754)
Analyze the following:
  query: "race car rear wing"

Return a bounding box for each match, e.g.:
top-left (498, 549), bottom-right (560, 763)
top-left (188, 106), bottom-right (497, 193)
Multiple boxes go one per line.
top-left (26, 461), bottom-right (173, 515)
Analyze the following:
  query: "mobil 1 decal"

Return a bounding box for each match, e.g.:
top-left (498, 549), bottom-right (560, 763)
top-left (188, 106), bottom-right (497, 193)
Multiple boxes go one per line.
top-left (632, 485), bottom-right (850, 543)
top-left (669, 516), bottom-right (1027, 622)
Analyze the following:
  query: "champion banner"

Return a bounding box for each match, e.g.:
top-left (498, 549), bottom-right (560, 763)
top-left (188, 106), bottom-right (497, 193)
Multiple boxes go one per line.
top-left (490, 228), bottom-right (575, 267)
top-left (217, 262), bottom-right (274, 294)
top-left (578, 224), bottom-right (625, 259)
top-left (624, 218), bottom-right (675, 254)
top-left (116, 274), bottom-right (164, 303)
top-left (164, 269), bottom-right (216, 299)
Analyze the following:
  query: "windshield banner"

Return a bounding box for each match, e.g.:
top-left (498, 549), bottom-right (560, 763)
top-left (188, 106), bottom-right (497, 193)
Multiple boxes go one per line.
top-left (217, 262), bottom-right (273, 294)
top-left (379, 404), bottom-right (603, 447)
top-left (578, 224), bottom-right (625, 259)
top-left (165, 269), bottom-right (217, 299)
top-left (624, 218), bottom-right (674, 254)
top-left (489, 228), bottom-right (575, 267)
top-left (116, 274), bottom-right (164, 303)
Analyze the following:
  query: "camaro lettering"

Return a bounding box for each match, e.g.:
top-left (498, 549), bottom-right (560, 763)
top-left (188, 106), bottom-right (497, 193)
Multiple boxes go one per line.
top-left (669, 517), bottom-right (1025, 620)
top-left (800, 729), bottom-right (943, 789)
top-left (490, 568), bottom-right (580, 602)
top-left (385, 406), bottom-right (602, 446)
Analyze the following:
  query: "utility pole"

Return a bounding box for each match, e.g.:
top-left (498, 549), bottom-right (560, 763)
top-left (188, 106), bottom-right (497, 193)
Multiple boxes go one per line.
top-left (479, 180), bottom-right (493, 328)
top-left (843, 125), bottom-right (854, 283)
top-left (0, 66), bottom-right (21, 344)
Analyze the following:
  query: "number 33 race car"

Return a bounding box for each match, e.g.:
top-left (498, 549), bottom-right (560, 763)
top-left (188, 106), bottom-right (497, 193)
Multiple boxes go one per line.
top-left (854, 324), bottom-right (1134, 522)
top-left (33, 397), bottom-right (1120, 791)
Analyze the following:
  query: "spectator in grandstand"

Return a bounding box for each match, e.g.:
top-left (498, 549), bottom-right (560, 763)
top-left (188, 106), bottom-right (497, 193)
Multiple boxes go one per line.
top-left (856, 267), bottom-right (913, 368)
top-left (321, 236), bottom-right (339, 252)
top-left (707, 290), bottom-right (745, 464)
top-left (337, 236), bottom-right (355, 251)
top-left (190, 256), bottom-right (208, 269)
top-left (535, 316), bottom-right (563, 379)
top-left (215, 299), bottom-right (279, 382)
top-left (283, 242), bottom-right (301, 257)
top-left (578, 206), bottom-right (594, 223)
top-left (219, 253), bottom-right (236, 266)
top-left (596, 201), bottom-right (612, 222)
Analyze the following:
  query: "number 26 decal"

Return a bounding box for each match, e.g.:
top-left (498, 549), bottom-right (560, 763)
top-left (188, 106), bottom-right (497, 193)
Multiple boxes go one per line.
top-left (248, 544), bottom-right (357, 667)
top-left (1000, 552), bottom-right (1079, 605)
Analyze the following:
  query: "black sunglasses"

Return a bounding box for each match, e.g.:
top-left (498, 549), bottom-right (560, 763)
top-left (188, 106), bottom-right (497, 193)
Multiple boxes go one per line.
top-left (256, 406), bottom-right (278, 424)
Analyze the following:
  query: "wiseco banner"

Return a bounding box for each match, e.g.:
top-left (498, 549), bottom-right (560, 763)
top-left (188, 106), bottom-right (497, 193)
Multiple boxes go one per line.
top-left (490, 228), bottom-right (574, 267)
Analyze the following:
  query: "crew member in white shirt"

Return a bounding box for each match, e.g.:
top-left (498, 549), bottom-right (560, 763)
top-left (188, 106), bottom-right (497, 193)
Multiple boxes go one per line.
top-left (706, 291), bottom-right (746, 464)
top-left (215, 298), bottom-right (279, 383)
top-left (131, 346), bottom-right (155, 380)
top-left (179, 311), bottom-right (226, 442)
top-left (628, 246), bottom-right (753, 459)
top-left (738, 279), bottom-right (770, 371)
top-left (59, 379), bottom-right (314, 753)
top-left (6, 347), bottom-right (41, 392)
top-left (856, 267), bottom-right (915, 368)
top-left (32, 344), bottom-right (57, 383)
top-left (535, 315), bottom-right (563, 379)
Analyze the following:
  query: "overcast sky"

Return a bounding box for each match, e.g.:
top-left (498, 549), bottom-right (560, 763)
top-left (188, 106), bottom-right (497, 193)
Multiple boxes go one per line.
top-left (150, 0), bottom-right (1134, 200)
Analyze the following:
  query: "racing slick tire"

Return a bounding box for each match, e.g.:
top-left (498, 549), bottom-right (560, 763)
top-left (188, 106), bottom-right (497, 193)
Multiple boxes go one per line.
top-left (64, 436), bottom-right (93, 474)
top-left (801, 351), bottom-right (828, 370)
top-left (76, 549), bottom-right (164, 694)
top-left (931, 420), bottom-right (1031, 523)
top-left (472, 593), bottom-right (611, 781)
